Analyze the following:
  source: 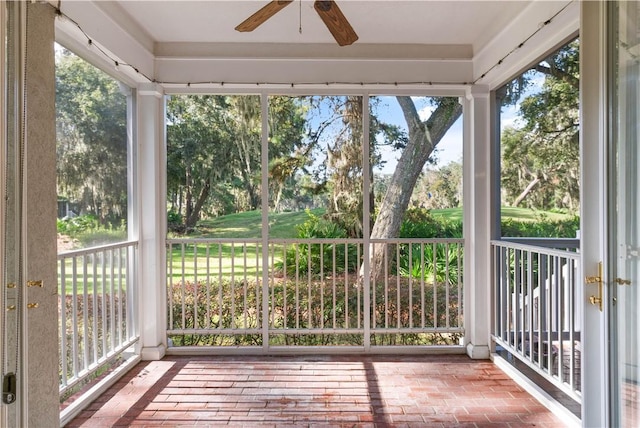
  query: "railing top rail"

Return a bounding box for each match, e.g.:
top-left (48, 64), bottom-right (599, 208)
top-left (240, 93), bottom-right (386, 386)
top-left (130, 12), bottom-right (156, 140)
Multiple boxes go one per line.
top-left (167, 238), bottom-right (262, 244)
top-left (491, 239), bottom-right (579, 260)
top-left (501, 237), bottom-right (580, 249)
top-left (57, 240), bottom-right (138, 260)
top-left (369, 238), bottom-right (464, 244)
top-left (167, 237), bottom-right (464, 245)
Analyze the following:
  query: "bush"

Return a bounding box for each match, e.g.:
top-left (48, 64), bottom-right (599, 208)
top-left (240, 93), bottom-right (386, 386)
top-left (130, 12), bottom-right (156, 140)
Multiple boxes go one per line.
top-left (275, 210), bottom-right (359, 276)
top-left (57, 214), bottom-right (127, 247)
top-left (57, 214), bottom-right (100, 235)
top-left (501, 214), bottom-right (580, 238)
top-left (400, 208), bottom-right (462, 239)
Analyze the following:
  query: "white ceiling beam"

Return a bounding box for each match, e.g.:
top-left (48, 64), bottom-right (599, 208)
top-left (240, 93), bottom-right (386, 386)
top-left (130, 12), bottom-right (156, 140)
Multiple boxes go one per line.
top-left (473, 0), bottom-right (579, 89)
top-left (56, 0), bottom-right (154, 83)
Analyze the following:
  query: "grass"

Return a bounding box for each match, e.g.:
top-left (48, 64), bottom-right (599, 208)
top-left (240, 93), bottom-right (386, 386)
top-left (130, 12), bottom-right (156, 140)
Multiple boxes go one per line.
top-left (195, 206), bottom-right (572, 239)
top-left (196, 208), bottom-right (325, 239)
top-left (429, 206), bottom-right (573, 222)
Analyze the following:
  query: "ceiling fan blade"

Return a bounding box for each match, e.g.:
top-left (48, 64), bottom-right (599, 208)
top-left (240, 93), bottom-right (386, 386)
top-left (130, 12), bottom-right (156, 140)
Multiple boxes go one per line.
top-left (314, 0), bottom-right (358, 46)
top-left (235, 0), bottom-right (294, 32)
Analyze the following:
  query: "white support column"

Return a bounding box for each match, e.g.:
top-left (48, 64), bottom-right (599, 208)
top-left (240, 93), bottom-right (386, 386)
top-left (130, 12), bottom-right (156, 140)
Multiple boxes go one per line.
top-left (137, 83), bottom-right (167, 360)
top-left (580, 1), bottom-right (608, 425)
top-left (463, 85), bottom-right (492, 359)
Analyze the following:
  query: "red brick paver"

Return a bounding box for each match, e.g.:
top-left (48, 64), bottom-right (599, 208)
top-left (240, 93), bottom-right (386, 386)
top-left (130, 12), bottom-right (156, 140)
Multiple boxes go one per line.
top-left (65, 354), bottom-right (572, 427)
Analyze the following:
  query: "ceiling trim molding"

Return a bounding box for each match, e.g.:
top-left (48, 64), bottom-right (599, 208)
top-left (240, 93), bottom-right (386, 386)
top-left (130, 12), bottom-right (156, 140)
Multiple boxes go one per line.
top-left (154, 57), bottom-right (474, 86)
top-left (154, 42), bottom-right (473, 61)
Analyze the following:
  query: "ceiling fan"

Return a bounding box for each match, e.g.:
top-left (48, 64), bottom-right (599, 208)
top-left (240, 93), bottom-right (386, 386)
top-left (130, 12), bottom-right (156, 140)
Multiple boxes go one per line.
top-left (235, 0), bottom-right (359, 47)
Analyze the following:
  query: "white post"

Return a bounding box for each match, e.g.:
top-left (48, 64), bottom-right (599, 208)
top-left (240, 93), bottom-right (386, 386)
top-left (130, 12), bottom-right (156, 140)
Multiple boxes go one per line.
top-left (137, 83), bottom-right (167, 360)
top-left (580, 1), bottom-right (608, 425)
top-left (463, 85), bottom-right (492, 359)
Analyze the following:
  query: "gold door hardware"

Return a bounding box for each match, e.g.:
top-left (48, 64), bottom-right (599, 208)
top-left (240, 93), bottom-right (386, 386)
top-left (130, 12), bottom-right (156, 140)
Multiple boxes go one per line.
top-left (26, 303), bottom-right (38, 309)
top-left (27, 280), bottom-right (42, 287)
top-left (6, 305), bottom-right (15, 311)
top-left (614, 278), bottom-right (632, 285)
top-left (585, 262), bottom-right (603, 311)
top-left (6, 283), bottom-right (15, 289)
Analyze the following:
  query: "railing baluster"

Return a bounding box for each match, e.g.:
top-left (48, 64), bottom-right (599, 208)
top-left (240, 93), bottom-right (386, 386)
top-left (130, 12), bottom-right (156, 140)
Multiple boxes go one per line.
top-left (432, 242), bottom-right (437, 329)
top-left (168, 243), bottom-right (174, 334)
top-left (110, 249), bottom-right (116, 352)
top-left (527, 250), bottom-right (534, 364)
top-left (396, 242), bottom-right (401, 329)
top-left (283, 243), bottom-right (288, 329)
top-left (82, 255), bottom-right (89, 371)
top-left (92, 253), bottom-right (99, 363)
top-left (193, 242), bottom-right (198, 330)
top-left (218, 243), bottom-right (223, 329)
top-left (445, 242), bottom-right (450, 329)
top-left (295, 243), bottom-right (300, 330)
top-left (332, 244), bottom-right (337, 329)
top-left (231, 243), bottom-right (236, 330)
top-left (457, 242), bottom-right (462, 329)
top-left (101, 249), bottom-right (107, 357)
top-left (308, 243), bottom-right (312, 328)
top-left (205, 243), bottom-right (211, 329)
top-left (344, 242), bottom-right (348, 329)
top-left (408, 243), bottom-right (413, 328)
top-left (60, 258), bottom-right (68, 387)
top-left (371, 242), bottom-right (376, 329)
top-left (320, 243), bottom-right (324, 330)
top-left (421, 242), bottom-right (425, 329)
top-left (243, 242), bottom-right (248, 330)
top-left (180, 243), bottom-right (186, 332)
top-left (384, 243), bottom-right (389, 329)
top-left (357, 243), bottom-right (361, 330)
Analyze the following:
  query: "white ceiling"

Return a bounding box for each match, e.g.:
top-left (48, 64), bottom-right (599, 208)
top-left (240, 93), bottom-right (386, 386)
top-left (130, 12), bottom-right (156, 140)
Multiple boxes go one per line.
top-left (56, 0), bottom-right (578, 87)
top-left (101, 1), bottom-right (531, 53)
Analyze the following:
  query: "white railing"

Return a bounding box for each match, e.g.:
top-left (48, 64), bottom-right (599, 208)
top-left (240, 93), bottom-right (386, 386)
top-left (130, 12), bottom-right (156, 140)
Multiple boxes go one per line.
top-left (166, 238), bottom-right (464, 349)
top-left (58, 240), bottom-right (139, 399)
top-left (491, 239), bottom-right (581, 402)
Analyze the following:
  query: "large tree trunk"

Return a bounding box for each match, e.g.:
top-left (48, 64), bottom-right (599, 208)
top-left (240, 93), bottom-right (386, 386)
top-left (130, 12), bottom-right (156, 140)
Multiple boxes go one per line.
top-left (512, 176), bottom-right (541, 207)
top-left (368, 97), bottom-right (462, 278)
top-left (185, 181), bottom-right (211, 229)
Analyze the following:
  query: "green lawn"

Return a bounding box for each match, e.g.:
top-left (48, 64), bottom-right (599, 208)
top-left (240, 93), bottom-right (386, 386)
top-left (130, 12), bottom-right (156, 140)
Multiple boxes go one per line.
top-left (194, 206), bottom-right (572, 239)
top-left (196, 208), bottom-right (324, 239)
top-left (430, 206), bottom-right (573, 222)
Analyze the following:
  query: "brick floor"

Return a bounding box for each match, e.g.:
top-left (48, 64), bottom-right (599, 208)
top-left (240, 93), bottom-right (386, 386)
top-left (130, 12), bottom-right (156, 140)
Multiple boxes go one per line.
top-left (65, 354), bottom-right (573, 427)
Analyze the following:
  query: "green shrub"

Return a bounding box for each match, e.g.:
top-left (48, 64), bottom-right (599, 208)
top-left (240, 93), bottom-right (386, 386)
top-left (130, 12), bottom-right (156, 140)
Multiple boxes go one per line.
top-left (275, 210), bottom-right (359, 275)
top-left (397, 243), bottom-right (462, 283)
top-left (57, 214), bottom-right (100, 235)
top-left (501, 214), bottom-right (580, 238)
top-left (400, 208), bottom-right (462, 239)
top-left (57, 214), bottom-right (127, 247)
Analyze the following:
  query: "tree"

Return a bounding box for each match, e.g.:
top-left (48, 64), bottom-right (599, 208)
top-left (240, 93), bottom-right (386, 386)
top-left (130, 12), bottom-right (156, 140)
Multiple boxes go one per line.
top-left (500, 39), bottom-right (579, 211)
top-left (369, 97), bottom-right (462, 275)
top-left (166, 95), bottom-right (306, 231)
top-left (55, 48), bottom-right (128, 225)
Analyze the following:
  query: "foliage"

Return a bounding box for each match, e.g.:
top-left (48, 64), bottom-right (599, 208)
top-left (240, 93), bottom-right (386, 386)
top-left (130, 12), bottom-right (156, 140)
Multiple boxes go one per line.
top-left (57, 214), bottom-right (126, 247)
top-left (275, 210), bottom-right (358, 275)
top-left (410, 161), bottom-right (463, 210)
top-left (400, 208), bottom-right (462, 239)
top-left (166, 95), bottom-right (307, 231)
top-left (57, 214), bottom-right (100, 235)
top-left (55, 48), bottom-right (128, 226)
top-left (397, 243), bottom-right (461, 284)
top-left (501, 214), bottom-right (580, 238)
top-left (168, 277), bottom-right (461, 347)
top-left (500, 39), bottom-right (580, 212)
